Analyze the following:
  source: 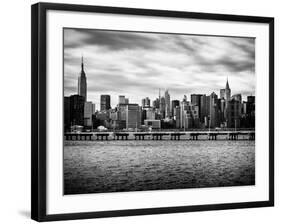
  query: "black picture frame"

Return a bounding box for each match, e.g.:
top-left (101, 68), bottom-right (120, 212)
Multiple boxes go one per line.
top-left (31, 2), bottom-right (274, 222)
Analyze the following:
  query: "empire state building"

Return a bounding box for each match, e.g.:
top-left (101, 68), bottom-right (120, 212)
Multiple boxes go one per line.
top-left (78, 56), bottom-right (87, 101)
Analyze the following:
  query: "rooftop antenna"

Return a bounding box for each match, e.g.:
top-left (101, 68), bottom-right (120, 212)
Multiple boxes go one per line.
top-left (81, 54), bottom-right (84, 71)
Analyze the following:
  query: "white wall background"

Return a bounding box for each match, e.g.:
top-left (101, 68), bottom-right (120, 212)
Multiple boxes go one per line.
top-left (0, 0), bottom-right (279, 223)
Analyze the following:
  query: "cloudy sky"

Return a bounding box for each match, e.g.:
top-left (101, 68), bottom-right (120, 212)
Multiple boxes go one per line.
top-left (64, 28), bottom-right (255, 109)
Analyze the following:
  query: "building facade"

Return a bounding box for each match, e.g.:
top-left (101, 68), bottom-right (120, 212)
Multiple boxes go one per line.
top-left (64, 96), bottom-right (71, 131)
top-left (77, 57), bottom-right (87, 101)
top-left (84, 101), bottom-right (95, 128)
top-left (220, 78), bottom-right (231, 101)
top-left (100, 95), bottom-right (111, 111)
top-left (160, 96), bottom-right (166, 118)
top-left (164, 90), bottom-right (171, 118)
top-left (226, 99), bottom-right (241, 128)
top-left (126, 104), bottom-right (141, 129)
top-left (118, 95), bottom-right (126, 104)
top-left (171, 100), bottom-right (180, 117)
top-left (69, 94), bottom-right (85, 127)
top-left (144, 120), bottom-right (161, 129)
top-left (141, 97), bottom-right (151, 108)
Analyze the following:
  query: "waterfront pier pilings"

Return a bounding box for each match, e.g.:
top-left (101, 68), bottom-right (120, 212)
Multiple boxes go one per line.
top-left (114, 133), bottom-right (129, 140)
top-left (64, 130), bottom-right (255, 141)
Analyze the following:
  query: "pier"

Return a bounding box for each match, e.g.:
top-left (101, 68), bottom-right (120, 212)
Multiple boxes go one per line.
top-left (170, 133), bottom-right (186, 140)
top-left (114, 133), bottom-right (129, 140)
top-left (64, 130), bottom-right (255, 141)
top-left (96, 133), bottom-right (109, 141)
top-left (151, 133), bottom-right (169, 140)
top-left (133, 133), bottom-right (151, 140)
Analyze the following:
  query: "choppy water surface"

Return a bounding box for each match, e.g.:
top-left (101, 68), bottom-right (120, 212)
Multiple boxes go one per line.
top-left (64, 140), bottom-right (255, 194)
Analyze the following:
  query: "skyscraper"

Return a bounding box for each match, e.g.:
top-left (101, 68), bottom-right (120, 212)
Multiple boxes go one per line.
top-left (191, 94), bottom-right (203, 120)
top-left (220, 77), bottom-right (231, 101)
top-left (247, 96), bottom-right (255, 104)
top-left (160, 96), bottom-right (166, 118)
top-left (100, 95), bottom-right (111, 111)
top-left (126, 104), bottom-right (141, 129)
top-left (164, 90), bottom-right (170, 118)
top-left (152, 98), bottom-right (160, 109)
top-left (246, 96), bottom-right (255, 128)
top-left (226, 99), bottom-right (241, 128)
top-left (119, 95), bottom-right (126, 104)
top-left (69, 94), bottom-right (85, 126)
top-left (200, 94), bottom-right (207, 123)
top-left (232, 94), bottom-right (242, 103)
top-left (84, 101), bottom-right (95, 127)
top-left (64, 96), bottom-right (71, 131)
top-left (171, 100), bottom-right (180, 117)
top-left (174, 106), bottom-right (181, 128)
top-left (141, 97), bottom-right (151, 108)
top-left (208, 92), bottom-right (219, 128)
top-left (78, 56), bottom-right (87, 101)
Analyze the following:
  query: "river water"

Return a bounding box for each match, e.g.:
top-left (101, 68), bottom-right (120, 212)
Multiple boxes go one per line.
top-left (64, 140), bottom-right (255, 195)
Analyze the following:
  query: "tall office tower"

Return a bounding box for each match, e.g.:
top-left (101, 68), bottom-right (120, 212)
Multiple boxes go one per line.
top-left (92, 103), bottom-right (96, 113)
top-left (179, 100), bottom-right (199, 129)
top-left (232, 94), bottom-right (242, 103)
top-left (183, 95), bottom-right (187, 102)
top-left (153, 98), bottom-right (160, 109)
top-left (191, 94), bottom-right (201, 105)
top-left (84, 101), bottom-right (95, 127)
top-left (141, 99), bottom-right (145, 107)
top-left (226, 99), bottom-right (241, 128)
top-left (77, 56), bottom-right (87, 101)
top-left (126, 104), bottom-right (141, 129)
top-left (118, 104), bottom-right (127, 121)
top-left (69, 94), bottom-right (85, 126)
top-left (146, 108), bottom-right (156, 120)
top-left (164, 90), bottom-right (170, 118)
top-left (225, 78), bottom-right (231, 101)
top-left (247, 96), bottom-right (255, 104)
top-left (242, 101), bottom-right (247, 114)
top-left (200, 94), bottom-right (207, 123)
top-left (125, 98), bottom-right (129, 104)
top-left (64, 97), bottom-right (71, 131)
top-left (190, 105), bottom-right (200, 128)
top-left (160, 96), bottom-right (166, 118)
top-left (100, 95), bottom-right (111, 111)
top-left (208, 92), bottom-right (219, 128)
top-left (246, 96), bottom-right (255, 128)
top-left (191, 94), bottom-right (203, 120)
top-left (171, 100), bottom-right (180, 117)
top-left (174, 106), bottom-right (181, 128)
top-left (119, 95), bottom-right (126, 104)
top-left (180, 100), bottom-right (190, 129)
top-left (220, 77), bottom-right (231, 101)
top-left (219, 98), bottom-right (226, 122)
top-left (141, 97), bottom-right (151, 108)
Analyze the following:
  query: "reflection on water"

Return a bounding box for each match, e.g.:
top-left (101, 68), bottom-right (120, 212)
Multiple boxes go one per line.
top-left (64, 140), bottom-right (255, 195)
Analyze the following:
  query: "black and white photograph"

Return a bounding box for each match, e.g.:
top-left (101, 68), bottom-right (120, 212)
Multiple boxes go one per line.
top-left (63, 28), bottom-right (256, 195)
top-left (29, 2), bottom-right (275, 221)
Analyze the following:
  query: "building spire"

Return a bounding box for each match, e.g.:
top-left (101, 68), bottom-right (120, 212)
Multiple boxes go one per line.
top-left (78, 54), bottom-right (87, 101)
top-left (81, 55), bottom-right (84, 71)
top-left (226, 76), bottom-right (230, 89)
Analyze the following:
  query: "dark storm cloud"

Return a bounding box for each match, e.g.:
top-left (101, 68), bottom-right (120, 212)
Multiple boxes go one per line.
top-left (216, 56), bottom-right (255, 73)
top-left (64, 28), bottom-right (158, 50)
top-left (64, 28), bottom-right (255, 107)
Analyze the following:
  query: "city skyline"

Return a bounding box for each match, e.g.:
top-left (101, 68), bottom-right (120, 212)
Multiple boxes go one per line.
top-left (64, 28), bottom-right (255, 108)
